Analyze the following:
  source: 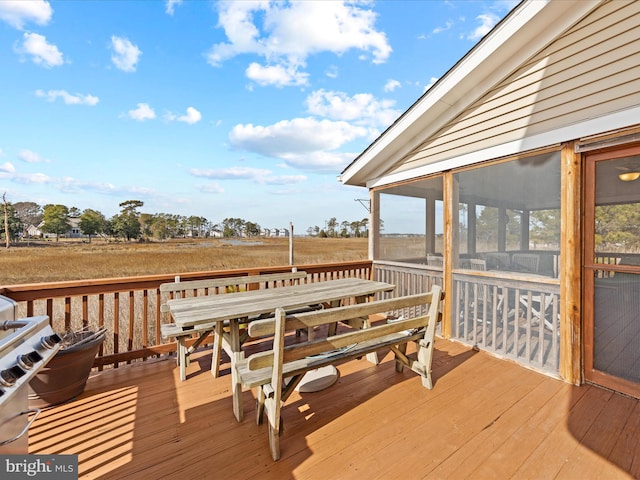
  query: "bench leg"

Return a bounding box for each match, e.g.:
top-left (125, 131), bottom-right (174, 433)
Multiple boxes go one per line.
top-left (264, 390), bottom-right (282, 461)
top-left (395, 343), bottom-right (407, 372)
top-left (268, 420), bottom-right (281, 461)
top-left (229, 319), bottom-right (245, 422)
top-left (256, 386), bottom-right (265, 425)
top-left (417, 339), bottom-right (434, 390)
top-left (211, 322), bottom-right (223, 378)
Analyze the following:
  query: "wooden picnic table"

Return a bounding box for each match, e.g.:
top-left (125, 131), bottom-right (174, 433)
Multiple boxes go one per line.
top-left (166, 277), bottom-right (396, 421)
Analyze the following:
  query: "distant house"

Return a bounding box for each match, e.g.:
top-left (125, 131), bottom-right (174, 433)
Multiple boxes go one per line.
top-left (30, 218), bottom-right (84, 239)
top-left (25, 224), bottom-right (42, 237)
top-left (269, 228), bottom-right (289, 237)
top-left (68, 217), bottom-right (82, 238)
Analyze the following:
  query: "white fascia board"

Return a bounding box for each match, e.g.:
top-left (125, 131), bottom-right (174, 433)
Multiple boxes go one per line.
top-left (366, 105), bottom-right (640, 189)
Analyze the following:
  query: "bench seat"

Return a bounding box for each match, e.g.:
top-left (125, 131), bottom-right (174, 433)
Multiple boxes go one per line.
top-left (237, 328), bottom-right (427, 389)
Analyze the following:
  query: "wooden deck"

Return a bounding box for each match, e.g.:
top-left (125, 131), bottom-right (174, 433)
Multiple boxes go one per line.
top-left (29, 338), bottom-right (640, 479)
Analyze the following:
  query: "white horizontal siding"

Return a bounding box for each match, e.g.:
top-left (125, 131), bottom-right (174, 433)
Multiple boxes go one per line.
top-left (394, 0), bottom-right (640, 174)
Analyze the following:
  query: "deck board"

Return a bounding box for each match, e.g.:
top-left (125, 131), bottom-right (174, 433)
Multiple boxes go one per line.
top-left (29, 337), bottom-right (639, 479)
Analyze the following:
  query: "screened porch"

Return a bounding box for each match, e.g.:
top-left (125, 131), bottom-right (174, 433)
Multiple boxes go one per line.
top-left (371, 150), bottom-right (562, 376)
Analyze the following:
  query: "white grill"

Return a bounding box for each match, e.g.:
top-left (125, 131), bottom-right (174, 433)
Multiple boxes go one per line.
top-left (0, 295), bottom-right (62, 454)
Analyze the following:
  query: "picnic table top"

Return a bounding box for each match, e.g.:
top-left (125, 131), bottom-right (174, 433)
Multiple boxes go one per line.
top-left (166, 277), bottom-right (396, 328)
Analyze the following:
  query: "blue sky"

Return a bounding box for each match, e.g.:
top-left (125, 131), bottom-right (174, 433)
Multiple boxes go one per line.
top-left (0, 0), bottom-right (515, 232)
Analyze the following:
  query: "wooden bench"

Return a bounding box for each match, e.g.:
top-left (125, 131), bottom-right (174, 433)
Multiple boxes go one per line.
top-left (236, 285), bottom-right (443, 461)
top-left (160, 271), bottom-right (308, 381)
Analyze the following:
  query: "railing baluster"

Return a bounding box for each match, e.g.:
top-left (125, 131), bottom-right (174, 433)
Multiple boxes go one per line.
top-left (82, 295), bottom-right (89, 329)
top-left (128, 290), bottom-right (135, 362)
top-left (142, 289), bottom-right (149, 361)
top-left (155, 288), bottom-right (162, 348)
top-left (114, 292), bottom-right (120, 369)
top-left (64, 297), bottom-right (71, 332)
top-left (98, 293), bottom-right (105, 371)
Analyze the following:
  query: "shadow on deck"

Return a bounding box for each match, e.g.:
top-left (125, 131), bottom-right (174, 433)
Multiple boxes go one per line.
top-left (29, 338), bottom-right (639, 479)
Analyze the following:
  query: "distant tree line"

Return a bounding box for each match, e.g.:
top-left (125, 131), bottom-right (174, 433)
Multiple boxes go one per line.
top-left (307, 217), bottom-right (369, 238)
top-left (0, 197), bottom-right (370, 244)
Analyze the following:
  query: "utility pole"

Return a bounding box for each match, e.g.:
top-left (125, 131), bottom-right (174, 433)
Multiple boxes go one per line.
top-left (3, 193), bottom-right (9, 248)
top-left (289, 222), bottom-right (294, 267)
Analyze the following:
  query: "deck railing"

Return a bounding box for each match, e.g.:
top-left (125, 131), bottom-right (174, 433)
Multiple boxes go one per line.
top-left (0, 261), bottom-right (372, 368)
top-left (373, 260), bottom-right (560, 375)
top-left (453, 271), bottom-right (560, 374)
top-left (373, 261), bottom-right (443, 318)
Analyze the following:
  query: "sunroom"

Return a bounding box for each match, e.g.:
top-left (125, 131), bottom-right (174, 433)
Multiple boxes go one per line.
top-left (340, 0), bottom-right (640, 396)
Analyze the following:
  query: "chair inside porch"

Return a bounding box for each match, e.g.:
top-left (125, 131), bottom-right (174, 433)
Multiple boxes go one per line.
top-left (29, 335), bottom-right (640, 479)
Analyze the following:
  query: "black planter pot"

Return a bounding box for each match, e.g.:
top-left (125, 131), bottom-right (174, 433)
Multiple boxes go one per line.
top-left (28, 330), bottom-right (106, 408)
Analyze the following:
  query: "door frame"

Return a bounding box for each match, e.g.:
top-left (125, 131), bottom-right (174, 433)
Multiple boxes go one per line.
top-left (583, 144), bottom-right (640, 398)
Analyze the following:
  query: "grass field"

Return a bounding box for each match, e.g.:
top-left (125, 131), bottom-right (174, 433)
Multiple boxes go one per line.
top-left (0, 237), bottom-right (368, 285)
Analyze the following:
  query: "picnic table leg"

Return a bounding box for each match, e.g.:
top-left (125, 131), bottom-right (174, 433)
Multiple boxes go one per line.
top-left (357, 294), bottom-right (380, 365)
top-left (211, 322), bottom-right (223, 378)
top-left (229, 318), bottom-right (245, 422)
top-left (178, 338), bottom-right (188, 381)
top-left (363, 316), bottom-right (380, 365)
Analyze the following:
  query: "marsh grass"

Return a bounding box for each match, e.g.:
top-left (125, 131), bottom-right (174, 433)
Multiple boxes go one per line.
top-left (0, 237), bottom-right (368, 285)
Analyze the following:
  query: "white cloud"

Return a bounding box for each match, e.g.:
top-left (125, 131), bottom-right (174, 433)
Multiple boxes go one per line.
top-left (325, 65), bottom-right (338, 79)
top-left (262, 174), bottom-right (306, 185)
top-left (207, 1), bottom-right (391, 87)
top-left (0, 0), bottom-right (52, 30)
top-left (230, 117), bottom-right (367, 158)
top-left (467, 13), bottom-right (500, 41)
top-left (16, 32), bottom-right (63, 68)
top-left (279, 150), bottom-right (356, 171)
top-left (0, 162), bottom-right (15, 173)
top-left (35, 89), bottom-right (99, 106)
top-left (246, 62), bottom-right (309, 88)
top-left (384, 79), bottom-right (401, 92)
top-left (198, 182), bottom-right (224, 194)
top-left (180, 107), bottom-right (202, 124)
top-left (165, 0), bottom-right (182, 16)
top-left (305, 89), bottom-right (399, 128)
top-left (1, 170), bottom-right (51, 185)
top-left (165, 106), bottom-right (202, 124)
top-left (127, 103), bottom-right (156, 121)
top-left (0, 162), bottom-right (163, 201)
top-left (190, 166), bottom-right (306, 185)
top-left (228, 116), bottom-right (368, 172)
top-left (191, 166), bottom-right (272, 180)
top-left (433, 20), bottom-right (453, 35)
top-left (19, 149), bottom-right (50, 163)
top-left (111, 36), bottom-right (141, 72)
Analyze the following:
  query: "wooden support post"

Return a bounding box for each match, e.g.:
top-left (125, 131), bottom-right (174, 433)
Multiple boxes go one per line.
top-left (560, 141), bottom-right (582, 385)
top-left (442, 171), bottom-right (456, 338)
